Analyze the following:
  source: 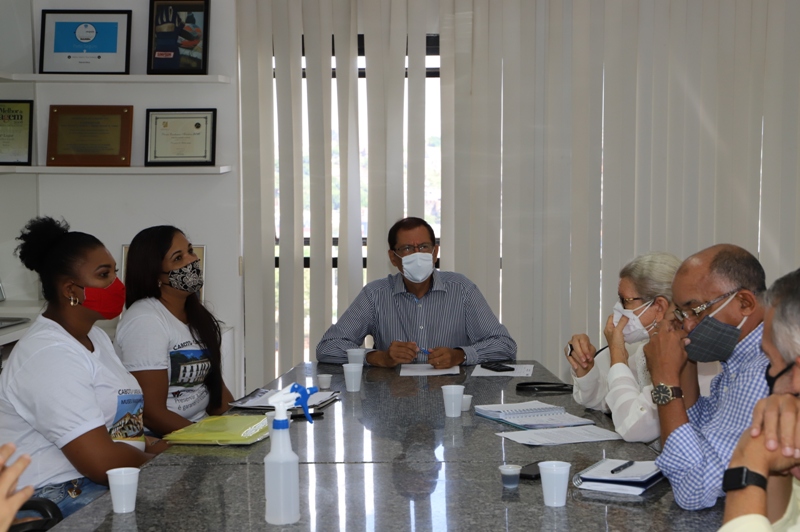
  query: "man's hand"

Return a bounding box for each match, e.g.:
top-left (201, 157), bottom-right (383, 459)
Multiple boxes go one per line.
top-left (427, 347), bottom-right (465, 369)
top-left (604, 315), bottom-right (628, 366)
top-left (750, 394), bottom-right (800, 459)
top-left (566, 334), bottom-right (596, 377)
top-left (366, 341), bottom-right (419, 367)
top-left (643, 318), bottom-right (689, 384)
top-left (0, 442), bottom-right (34, 532)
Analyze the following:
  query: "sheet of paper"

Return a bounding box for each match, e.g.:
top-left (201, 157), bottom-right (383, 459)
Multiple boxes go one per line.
top-left (470, 364), bottom-right (534, 377)
top-left (497, 425), bottom-right (622, 446)
top-left (399, 364), bottom-right (461, 376)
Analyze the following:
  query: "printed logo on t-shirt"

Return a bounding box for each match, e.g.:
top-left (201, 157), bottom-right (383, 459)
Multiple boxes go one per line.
top-left (169, 344), bottom-right (211, 388)
top-left (109, 389), bottom-right (145, 445)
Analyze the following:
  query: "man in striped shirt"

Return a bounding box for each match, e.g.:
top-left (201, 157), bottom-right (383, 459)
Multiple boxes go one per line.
top-left (316, 217), bottom-right (516, 368)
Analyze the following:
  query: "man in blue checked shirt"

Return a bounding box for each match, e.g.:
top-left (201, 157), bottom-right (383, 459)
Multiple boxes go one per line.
top-left (316, 217), bottom-right (516, 368)
top-left (644, 244), bottom-right (769, 510)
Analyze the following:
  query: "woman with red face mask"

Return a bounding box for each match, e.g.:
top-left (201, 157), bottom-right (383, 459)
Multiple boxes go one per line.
top-left (0, 217), bottom-right (168, 519)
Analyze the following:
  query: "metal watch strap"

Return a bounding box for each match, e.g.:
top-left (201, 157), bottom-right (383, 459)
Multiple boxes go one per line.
top-left (722, 466), bottom-right (768, 492)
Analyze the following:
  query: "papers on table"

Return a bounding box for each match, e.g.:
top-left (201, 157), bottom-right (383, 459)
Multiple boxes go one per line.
top-left (230, 389), bottom-right (340, 410)
top-left (470, 364), bottom-right (534, 377)
top-left (399, 364), bottom-right (461, 376)
top-left (475, 400), bottom-right (594, 429)
top-left (497, 425), bottom-right (622, 446)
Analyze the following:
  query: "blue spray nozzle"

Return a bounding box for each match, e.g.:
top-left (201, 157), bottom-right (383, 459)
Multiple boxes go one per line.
top-left (289, 383), bottom-right (319, 423)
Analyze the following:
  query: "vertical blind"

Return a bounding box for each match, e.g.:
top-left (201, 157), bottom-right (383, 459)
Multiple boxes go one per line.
top-left (239, 0), bottom-right (800, 388)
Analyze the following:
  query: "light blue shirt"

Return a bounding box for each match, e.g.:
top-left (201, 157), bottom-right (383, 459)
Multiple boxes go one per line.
top-left (655, 322), bottom-right (769, 510)
top-left (316, 270), bottom-right (517, 365)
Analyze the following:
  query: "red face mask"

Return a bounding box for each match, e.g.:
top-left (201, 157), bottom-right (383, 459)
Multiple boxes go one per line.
top-left (78, 277), bottom-right (126, 320)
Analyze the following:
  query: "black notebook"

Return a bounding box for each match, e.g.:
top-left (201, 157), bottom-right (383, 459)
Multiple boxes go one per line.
top-left (572, 459), bottom-right (663, 495)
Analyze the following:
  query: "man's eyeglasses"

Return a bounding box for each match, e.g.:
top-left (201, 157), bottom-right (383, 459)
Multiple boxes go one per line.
top-left (394, 243), bottom-right (434, 256)
top-left (673, 287), bottom-right (741, 323)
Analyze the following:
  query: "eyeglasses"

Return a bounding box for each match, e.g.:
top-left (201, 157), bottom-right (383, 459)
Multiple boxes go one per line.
top-left (619, 296), bottom-right (646, 307)
top-left (394, 243), bottom-right (434, 256)
top-left (673, 287), bottom-right (741, 323)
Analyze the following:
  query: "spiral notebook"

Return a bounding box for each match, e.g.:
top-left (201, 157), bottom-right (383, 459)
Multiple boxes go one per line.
top-left (474, 400), bottom-right (594, 429)
top-left (572, 459), bottom-right (663, 495)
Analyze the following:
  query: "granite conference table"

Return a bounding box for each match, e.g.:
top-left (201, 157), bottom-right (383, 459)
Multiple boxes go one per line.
top-left (54, 361), bottom-right (724, 531)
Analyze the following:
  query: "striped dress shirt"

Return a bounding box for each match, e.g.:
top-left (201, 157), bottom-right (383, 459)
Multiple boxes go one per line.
top-left (316, 270), bottom-right (517, 365)
top-left (654, 322), bottom-right (769, 510)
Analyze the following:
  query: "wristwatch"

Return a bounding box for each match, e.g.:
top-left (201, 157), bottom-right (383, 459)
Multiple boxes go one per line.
top-left (650, 383), bottom-right (683, 405)
top-left (722, 466), bottom-right (768, 492)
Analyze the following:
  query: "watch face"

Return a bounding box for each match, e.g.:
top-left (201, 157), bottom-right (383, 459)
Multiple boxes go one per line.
top-left (651, 384), bottom-right (672, 405)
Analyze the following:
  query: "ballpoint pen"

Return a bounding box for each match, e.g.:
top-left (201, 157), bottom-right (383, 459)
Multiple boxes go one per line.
top-left (610, 460), bottom-right (635, 474)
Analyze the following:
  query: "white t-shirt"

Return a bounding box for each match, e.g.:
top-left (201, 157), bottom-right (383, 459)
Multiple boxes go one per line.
top-left (114, 298), bottom-right (211, 423)
top-left (0, 315), bottom-right (145, 488)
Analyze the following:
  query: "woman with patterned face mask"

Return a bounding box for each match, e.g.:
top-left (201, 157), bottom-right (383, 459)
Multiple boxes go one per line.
top-left (114, 226), bottom-right (233, 437)
top-left (566, 252), bottom-right (680, 444)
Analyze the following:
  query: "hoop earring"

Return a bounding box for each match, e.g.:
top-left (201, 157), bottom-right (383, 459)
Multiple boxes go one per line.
top-left (69, 295), bottom-right (79, 307)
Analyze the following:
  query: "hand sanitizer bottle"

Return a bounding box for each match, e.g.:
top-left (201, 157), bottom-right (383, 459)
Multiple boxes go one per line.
top-left (264, 383), bottom-right (317, 525)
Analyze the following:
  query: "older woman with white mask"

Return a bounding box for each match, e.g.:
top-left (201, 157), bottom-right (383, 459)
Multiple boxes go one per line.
top-left (566, 252), bottom-right (681, 443)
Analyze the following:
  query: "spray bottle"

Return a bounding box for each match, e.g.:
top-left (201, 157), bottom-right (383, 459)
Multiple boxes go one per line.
top-left (264, 382), bottom-right (318, 525)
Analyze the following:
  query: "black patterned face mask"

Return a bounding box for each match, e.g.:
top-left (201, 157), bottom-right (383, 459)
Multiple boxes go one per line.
top-left (165, 259), bottom-right (204, 293)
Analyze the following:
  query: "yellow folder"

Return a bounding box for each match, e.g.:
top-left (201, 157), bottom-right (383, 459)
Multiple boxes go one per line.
top-left (163, 414), bottom-right (271, 445)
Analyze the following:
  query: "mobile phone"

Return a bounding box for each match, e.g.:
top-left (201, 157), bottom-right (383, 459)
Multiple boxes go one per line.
top-left (480, 362), bottom-right (514, 372)
top-left (520, 462), bottom-right (540, 480)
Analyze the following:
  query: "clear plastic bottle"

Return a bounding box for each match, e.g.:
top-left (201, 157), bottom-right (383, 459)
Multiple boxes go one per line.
top-left (264, 416), bottom-right (299, 524)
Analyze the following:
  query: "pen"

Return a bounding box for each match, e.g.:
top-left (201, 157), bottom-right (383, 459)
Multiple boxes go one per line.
top-left (610, 460), bottom-right (635, 474)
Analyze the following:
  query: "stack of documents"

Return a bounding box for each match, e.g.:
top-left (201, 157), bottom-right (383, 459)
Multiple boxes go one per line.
top-left (497, 425), bottom-right (623, 446)
top-left (229, 389), bottom-right (340, 410)
top-left (572, 459), bottom-right (663, 495)
top-left (475, 400), bottom-right (594, 429)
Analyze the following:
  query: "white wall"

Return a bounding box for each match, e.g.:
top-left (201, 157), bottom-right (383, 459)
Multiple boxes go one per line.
top-left (0, 0), bottom-right (245, 395)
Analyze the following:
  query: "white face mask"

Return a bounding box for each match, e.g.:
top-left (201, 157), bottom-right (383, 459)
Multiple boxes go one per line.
top-left (398, 252), bottom-right (434, 283)
top-left (612, 300), bottom-right (656, 344)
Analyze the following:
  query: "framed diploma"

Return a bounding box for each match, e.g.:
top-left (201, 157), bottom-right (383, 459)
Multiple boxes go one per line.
top-left (39, 10), bottom-right (132, 74)
top-left (145, 108), bottom-right (216, 166)
top-left (0, 101), bottom-right (33, 166)
top-left (147, 0), bottom-right (210, 75)
top-left (46, 105), bottom-right (133, 167)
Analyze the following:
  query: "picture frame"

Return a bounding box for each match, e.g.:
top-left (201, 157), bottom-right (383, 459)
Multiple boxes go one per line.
top-left (146, 0), bottom-right (210, 75)
top-left (39, 10), bottom-right (132, 74)
top-left (145, 108), bottom-right (216, 166)
top-left (121, 244), bottom-right (206, 304)
top-left (46, 105), bottom-right (133, 167)
top-left (0, 101), bottom-right (34, 166)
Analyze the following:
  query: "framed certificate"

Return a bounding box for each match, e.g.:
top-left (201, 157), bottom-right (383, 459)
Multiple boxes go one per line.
top-left (0, 101), bottom-right (33, 166)
top-left (147, 0), bottom-right (210, 75)
top-left (145, 108), bottom-right (216, 166)
top-left (39, 10), bottom-right (132, 74)
top-left (46, 105), bottom-right (133, 166)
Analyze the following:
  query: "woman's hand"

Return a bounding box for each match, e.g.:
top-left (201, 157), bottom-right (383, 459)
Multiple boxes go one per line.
top-left (566, 334), bottom-right (596, 378)
top-left (0, 443), bottom-right (34, 532)
top-left (604, 314), bottom-right (628, 366)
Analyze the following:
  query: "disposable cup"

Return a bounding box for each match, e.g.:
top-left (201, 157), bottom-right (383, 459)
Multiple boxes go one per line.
top-left (343, 363), bottom-right (363, 392)
top-left (441, 385), bottom-right (464, 417)
top-left (539, 461), bottom-right (571, 507)
top-left (347, 348), bottom-right (367, 365)
top-left (461, 394), bottom-right (473, 411)
top-left (317, 374), bottom-right (332, 389)
top-left (499, 464), bottom-right (522, 489)
top-left (106, 467), bottom-right (140, 513)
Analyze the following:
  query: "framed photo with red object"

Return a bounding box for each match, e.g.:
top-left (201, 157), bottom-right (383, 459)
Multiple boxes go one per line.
top-left (146, 0), bottom-right (209, 75)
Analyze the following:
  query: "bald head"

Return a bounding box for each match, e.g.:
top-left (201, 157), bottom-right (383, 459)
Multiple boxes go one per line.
top-left (677, 244), bottom-right (766, 295)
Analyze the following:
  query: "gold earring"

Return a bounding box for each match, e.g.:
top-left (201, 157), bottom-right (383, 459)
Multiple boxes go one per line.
top-left (69, 295), bottom-right (79, 307)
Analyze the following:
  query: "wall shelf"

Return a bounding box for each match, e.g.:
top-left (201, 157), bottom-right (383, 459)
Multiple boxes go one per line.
top-left (0, 72), bottom-right (231, 84)
top-left (1, 165), bottom-right (232, 175)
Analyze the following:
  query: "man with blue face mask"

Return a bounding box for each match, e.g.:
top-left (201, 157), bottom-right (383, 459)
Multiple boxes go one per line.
top-left (644, 244), bottom-right (769, 510)
top-left (316, 217), bottom-right (516, 368)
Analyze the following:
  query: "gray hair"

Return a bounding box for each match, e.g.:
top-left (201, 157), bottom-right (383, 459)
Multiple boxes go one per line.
top-left (619, 252), bottom-right (681, 301)
top-left (763, 268), bottom-right (800, 364)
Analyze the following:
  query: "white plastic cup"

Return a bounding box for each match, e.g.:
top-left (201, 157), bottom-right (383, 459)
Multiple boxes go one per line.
top-left (347, 348), bottom-right (367, 365)
top-left (106, 467), bottom-right (140, 513)
top-left (499, 464), bottom-right (522, 489)
top-left (343, 363), bottom-right (363, 392)
top-left (461, 394), bottom-right (473, 411)
top-left (539, 461), bottom-right (571, 507)
top-left (441, 385), bottom-right (464, 417)
top-left (317, 374), bottom-right (332, 389)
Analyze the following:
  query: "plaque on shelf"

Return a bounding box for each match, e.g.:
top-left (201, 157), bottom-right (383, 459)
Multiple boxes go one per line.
top-left (0, 101), bottom-right (33, 166)
top-left (39, 10), bottom-right (132, 74)
top-left (147, 0), bottom-right (210, 75)
top-left (145, 108), bottom-right (216, 166)
top-left (46, 105), bottom-right (133, 167)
